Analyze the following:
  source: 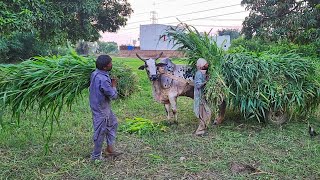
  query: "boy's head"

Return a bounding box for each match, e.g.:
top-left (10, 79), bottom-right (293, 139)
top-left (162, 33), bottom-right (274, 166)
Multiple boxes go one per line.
top-left (96, 55), bottom-right (112, 71)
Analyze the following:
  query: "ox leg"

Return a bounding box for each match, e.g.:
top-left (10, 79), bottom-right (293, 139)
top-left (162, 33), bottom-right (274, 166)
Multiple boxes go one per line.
top-left (168, 95), bottom-right (178, 124)
top-left (164, 103), bottom-right (171, 120)
top-left (213, 100), bottom-right (226, 125)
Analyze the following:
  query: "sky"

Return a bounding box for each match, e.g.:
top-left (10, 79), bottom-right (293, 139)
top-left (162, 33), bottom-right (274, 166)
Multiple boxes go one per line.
top-left (99, 0), bottom-right (249, 46)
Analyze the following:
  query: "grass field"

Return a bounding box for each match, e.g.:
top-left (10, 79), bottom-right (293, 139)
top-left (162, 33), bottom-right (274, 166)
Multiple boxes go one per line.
top-left (0, 57), bottom-right (320, 179)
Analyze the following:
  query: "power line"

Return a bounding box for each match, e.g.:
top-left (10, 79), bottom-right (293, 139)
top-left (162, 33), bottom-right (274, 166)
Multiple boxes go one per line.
top-left (131, 0), bottom-right (235, 17)
top-left (189, 24), bottom-right (241, 27)
top-left (118, 24), bottom-right (242, 34)
top-left (165, 11), bottom-right (246, 24)
top-left (131, 0), bottom-right (178, 15)
top-left (133, 12), bottom-right (150, 16)
top-left (184, 0), bottom-right (219, 6)
top-left (158, 4), bottom-right (240, 20)
top-left (156, 0), bottom-right (218, 6)
top-left (126, 4), bottom-right (242, 25)
top-left (155, 0), bottom-right (177, 5)
top-left (121, 11), bottom-right (246, 31)
top-left (205, 18), bottom-right (244, 21)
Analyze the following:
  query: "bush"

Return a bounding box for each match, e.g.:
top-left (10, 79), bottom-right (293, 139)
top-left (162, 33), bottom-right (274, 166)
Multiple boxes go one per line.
top-left (0, 32), bottom-right (46, 63)
top-left (0, 32), bottom-right (70, 63)
top-left (229, 37), bottom-right (320, 58)
top-left (97, 41), bottom-right (119, 54)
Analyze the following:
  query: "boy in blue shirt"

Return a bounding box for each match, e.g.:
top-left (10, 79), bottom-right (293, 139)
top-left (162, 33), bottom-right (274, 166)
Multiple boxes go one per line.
top-left (89, 55), bottom-right (122, 161)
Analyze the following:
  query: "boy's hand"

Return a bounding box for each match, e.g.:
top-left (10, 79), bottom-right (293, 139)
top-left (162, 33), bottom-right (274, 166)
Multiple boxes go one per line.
top-left (111, 78), bottom-right (117, 88)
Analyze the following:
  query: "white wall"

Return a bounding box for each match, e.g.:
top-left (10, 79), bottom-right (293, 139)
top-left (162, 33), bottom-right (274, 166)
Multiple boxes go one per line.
top-left (212, 35), bottom-right (231, 51)
top-left (140, 24), bottom-right (178, 50)
top-left (140, 24), bottom-right (231, 51)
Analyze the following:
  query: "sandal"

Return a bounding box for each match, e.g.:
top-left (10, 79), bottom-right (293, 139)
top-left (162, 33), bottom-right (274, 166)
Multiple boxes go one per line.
top-left (104, 151), bottom-right (123, 157)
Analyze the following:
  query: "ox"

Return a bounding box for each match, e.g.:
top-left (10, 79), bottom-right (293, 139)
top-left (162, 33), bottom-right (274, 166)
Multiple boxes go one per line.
top-left (137, 52), bottom-right (226, 125)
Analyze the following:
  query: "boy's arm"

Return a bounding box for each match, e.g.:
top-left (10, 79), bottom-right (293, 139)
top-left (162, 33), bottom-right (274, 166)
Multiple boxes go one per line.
top-left (100, 79), bottom-right (118, 100)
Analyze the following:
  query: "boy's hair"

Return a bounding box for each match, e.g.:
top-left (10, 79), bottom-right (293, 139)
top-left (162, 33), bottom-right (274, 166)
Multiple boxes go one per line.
top-left (96, 55), bottom-right (112, 70)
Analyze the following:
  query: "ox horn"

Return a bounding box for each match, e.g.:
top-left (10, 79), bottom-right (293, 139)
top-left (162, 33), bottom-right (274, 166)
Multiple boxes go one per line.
top-left (155, 52), bottom-right (163, 60)
top-left (136, 53), bottom-right (148, 62)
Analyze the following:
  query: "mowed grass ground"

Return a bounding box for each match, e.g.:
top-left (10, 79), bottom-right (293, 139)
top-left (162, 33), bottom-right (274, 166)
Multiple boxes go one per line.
top-left (0, 57), bottom-right (320, 179)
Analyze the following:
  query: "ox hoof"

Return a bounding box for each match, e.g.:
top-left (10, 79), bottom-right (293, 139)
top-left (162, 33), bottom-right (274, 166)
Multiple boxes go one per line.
top-left (161, 120), bottom-right (178, 126)
top-left (168, 121), bottom-right (178, 126)
top-left (193, 131), bottom-right (208, 137)
top-left (212, 120), bottom-right (220, 127)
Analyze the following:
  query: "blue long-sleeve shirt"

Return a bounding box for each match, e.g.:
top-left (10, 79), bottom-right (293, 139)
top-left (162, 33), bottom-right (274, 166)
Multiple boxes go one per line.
top-left (89, 69), bottom-right (117, 121)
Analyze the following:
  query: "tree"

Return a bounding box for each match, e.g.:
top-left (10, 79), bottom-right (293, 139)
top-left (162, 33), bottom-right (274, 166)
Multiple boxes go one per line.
top-left (217, 29), bottom-right (240, 41)
top-left (0, 0), bottom-right (132, 62)
top-left (241, 0), bottom-right (320, 44)
top-left (97, 41), bottom-right (119, 54)
top-left (0, 0), bottom-right (133, 43)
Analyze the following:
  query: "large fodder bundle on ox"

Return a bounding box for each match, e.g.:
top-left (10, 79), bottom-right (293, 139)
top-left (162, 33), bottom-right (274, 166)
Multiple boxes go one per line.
top-left (0, 50), bottom-right (137, 148)
top-left (223, 52), bottom-right (320, 121)
top-left (166, 23), bottom-right (229, 114)
top-left (166, 23), bottom-right (320, 122)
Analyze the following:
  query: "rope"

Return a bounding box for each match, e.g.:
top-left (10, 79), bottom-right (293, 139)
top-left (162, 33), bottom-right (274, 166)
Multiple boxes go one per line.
top-left (161, 73), bottom-right (194, 86)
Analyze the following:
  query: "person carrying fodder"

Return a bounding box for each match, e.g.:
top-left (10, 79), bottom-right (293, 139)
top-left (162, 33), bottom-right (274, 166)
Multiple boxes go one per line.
top-left (193, 58), bottom-right (212, 136)
top-left (89, 55), bottom-right (122, 161)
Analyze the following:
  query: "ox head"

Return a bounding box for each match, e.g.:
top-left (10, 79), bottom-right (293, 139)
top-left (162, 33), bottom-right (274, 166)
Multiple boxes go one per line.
top-left (137, 52), bottom-right (166, 81)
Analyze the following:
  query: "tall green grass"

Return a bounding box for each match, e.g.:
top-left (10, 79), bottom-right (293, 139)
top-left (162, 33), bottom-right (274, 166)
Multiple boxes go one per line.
top-left (0, 50), bottom-right (137, 150)
top-left (223, 52), bottom-right (320, 121)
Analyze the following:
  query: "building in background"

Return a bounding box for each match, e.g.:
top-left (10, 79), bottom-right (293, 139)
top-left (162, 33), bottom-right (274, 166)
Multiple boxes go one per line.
top-left (119, 24), bottom-right (231, 58)
top-left (212, 35), bottom-right (231, 51)
top-left (139, 24), bottom-right (231, 51)
top-left (139, 24), bottom-right (177, 50)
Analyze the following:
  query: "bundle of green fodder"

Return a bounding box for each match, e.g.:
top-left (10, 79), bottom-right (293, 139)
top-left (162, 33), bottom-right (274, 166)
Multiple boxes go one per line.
top-left (166, 23), bottom-right (320, 122)
top-left (119, 117), bottom-right (168, 135)
top-left (0, 49), bottom-right (137, 132)
top-left (223, 52), bottom-right (320, 121)
top-left (166, 23), bottom-right (228, 115)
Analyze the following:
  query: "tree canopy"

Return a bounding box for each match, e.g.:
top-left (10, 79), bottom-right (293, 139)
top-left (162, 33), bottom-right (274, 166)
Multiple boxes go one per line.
top-left (0, 0), bottom-right (133, 44)
top-left (217, 29), bottom-right (240, 41)
top-left (241, 0), bottom-right (320, 44)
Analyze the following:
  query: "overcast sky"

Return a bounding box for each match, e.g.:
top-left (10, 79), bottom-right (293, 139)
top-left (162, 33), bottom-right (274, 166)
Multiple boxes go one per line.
top-left (100, 0), bottom-right (249, 45)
